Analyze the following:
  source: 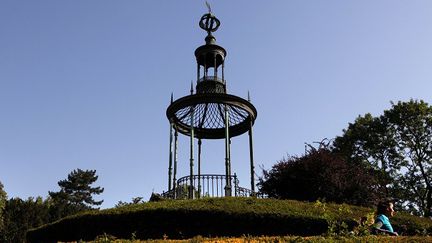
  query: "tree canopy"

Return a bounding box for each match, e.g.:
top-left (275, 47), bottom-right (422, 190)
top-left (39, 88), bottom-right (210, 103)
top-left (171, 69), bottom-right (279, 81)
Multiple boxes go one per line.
top-left (0, 169), bottom-right (104, 242)
top-left (0, 181), bottom-right (7, 232)
top-left (0, 197), bottom-right (50, 243)
top-left (49, 169), bottom-right (104, 217)
top-left (333, 99), bottom-right (432, 216)
top-left (258, 144), bottom-right (383, 206)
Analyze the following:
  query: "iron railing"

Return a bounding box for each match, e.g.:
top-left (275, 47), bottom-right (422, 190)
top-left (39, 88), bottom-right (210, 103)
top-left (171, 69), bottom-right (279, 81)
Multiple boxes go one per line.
top-left (198, 76), bottom-right (225, 84)
top-left (161, 174), bottom-right (257, 199)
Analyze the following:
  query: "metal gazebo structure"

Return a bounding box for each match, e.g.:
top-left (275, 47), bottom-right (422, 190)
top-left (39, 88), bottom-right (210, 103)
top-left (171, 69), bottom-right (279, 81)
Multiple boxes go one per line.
top-left (162, 9), bottom-right (257, 199)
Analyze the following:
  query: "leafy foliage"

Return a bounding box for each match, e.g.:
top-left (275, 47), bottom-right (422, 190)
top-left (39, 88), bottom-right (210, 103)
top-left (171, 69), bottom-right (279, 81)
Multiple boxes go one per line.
top-left (0, 197), bottom-right (50, 243)
top-left (0, 169), bottom-right (103, 242)
top-left (333, 100), bottom-right (432, 216)
top-left (258, 147), bottom-right (383, 206)
top-left (115, 197), bottom-right (144, 208)
top-left (0, 181), bottom-right (7, 232)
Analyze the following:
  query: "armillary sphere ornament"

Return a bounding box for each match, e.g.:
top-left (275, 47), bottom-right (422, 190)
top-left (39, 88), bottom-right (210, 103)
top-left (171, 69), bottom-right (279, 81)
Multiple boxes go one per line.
top-left (199, 10), bottom-right (220, 33)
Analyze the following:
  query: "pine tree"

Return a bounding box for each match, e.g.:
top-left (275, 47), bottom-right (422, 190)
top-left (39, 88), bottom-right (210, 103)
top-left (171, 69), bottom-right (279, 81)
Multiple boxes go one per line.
top-left (49, 169), bottom-right (104, 217)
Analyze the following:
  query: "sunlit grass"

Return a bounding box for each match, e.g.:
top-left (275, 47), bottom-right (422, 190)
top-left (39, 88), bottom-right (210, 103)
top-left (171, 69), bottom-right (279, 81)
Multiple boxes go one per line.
top-left (88, 235), bottom-right (432, 243)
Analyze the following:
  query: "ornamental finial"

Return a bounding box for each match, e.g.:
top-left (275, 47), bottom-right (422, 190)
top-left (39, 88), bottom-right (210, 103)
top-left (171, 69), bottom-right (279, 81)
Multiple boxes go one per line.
top-left (199, 4), bottom-right (220, 35)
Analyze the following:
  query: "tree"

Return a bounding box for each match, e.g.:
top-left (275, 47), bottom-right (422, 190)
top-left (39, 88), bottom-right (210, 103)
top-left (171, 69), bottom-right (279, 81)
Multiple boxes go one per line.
top-left (332, 114), bottom-right (399, 198)
top-left (333, 100), bottom-right (432, 216)
top-left (49, 169), bottom-right (104, 217)
top-left (0, 197), bottom-right (50, 243)
top-left (115, 197), bottom-right (144, 208)
top-left (333, 114), bottom-right (401, 173)
top-left (258, 145), bottom-right (384, 206)
top-left (0, 181), bottom-right (7, 232)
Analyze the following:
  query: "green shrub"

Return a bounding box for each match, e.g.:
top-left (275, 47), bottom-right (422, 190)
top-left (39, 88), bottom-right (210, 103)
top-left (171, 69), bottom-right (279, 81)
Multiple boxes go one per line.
top-left (26, 198), bottom-right (432, 242)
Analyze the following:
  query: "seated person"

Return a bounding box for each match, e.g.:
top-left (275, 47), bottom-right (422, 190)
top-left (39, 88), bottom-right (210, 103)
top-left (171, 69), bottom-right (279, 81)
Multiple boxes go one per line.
top-left (373, 200), bottom-right (398, 236)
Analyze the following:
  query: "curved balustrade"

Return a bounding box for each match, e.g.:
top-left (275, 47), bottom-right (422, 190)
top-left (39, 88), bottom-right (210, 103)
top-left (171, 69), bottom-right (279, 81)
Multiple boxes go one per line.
top-left (161, 174), bottom-right (258, 199)
top-left (198, 76), bottom-right (225, 84)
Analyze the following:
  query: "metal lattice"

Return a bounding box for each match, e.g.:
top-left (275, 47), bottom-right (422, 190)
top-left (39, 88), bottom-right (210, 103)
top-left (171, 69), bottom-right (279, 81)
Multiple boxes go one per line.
top-left (167, 93), bottom-right (257, 139)
top-left (175, 103), bottom-right (249, 129)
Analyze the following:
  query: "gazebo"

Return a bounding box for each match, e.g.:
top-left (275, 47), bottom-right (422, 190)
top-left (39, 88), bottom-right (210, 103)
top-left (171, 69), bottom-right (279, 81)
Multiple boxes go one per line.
top-left (162, 9), bottom-right (257, 199)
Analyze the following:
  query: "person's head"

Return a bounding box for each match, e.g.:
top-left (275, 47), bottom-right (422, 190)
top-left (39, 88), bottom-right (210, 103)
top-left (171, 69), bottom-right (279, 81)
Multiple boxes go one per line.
top-left (377, 200), bottom-right (395, 217)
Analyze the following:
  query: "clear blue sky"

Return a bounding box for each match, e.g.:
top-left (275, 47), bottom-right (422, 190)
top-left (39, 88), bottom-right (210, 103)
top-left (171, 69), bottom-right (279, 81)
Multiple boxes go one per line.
top-left (1, 1), bottom-right (431, 208)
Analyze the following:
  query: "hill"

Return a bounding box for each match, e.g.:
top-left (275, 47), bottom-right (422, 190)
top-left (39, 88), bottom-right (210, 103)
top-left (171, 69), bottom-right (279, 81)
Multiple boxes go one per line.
top-left (27, 197), bottom-right (432, 242)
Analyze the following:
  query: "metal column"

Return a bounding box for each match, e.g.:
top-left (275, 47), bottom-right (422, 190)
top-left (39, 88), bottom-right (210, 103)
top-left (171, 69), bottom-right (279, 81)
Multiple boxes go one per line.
top-left (189, 105), bottom-right (195, 199)
top-left (198, 138), bottom-right (202, 198)
top-left (168, 122), bottom-right (173, 191)
top-left (173, 128), bottom-right (178, 198)
top-left (224, 104), bottom-right (231, 196)
top-left (248, 120), bottom-right (255, 194)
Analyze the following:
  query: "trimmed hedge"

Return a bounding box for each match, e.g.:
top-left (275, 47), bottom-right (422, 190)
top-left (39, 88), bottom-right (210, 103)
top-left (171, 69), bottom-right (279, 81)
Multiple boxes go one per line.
top-left (26, 198), bottom-right (432, 242)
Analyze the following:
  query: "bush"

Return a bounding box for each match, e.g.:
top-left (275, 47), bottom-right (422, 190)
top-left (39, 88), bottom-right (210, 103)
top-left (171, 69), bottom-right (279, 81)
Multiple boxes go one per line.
top-left (259, 148), bottom-right (383, 207)
top-left (27, 198), bottom-right (432, 242)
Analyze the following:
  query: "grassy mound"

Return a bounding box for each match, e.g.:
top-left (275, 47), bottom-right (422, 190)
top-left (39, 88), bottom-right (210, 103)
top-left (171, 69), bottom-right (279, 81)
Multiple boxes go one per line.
top-left (27, 198), bottom-right (432, 242)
